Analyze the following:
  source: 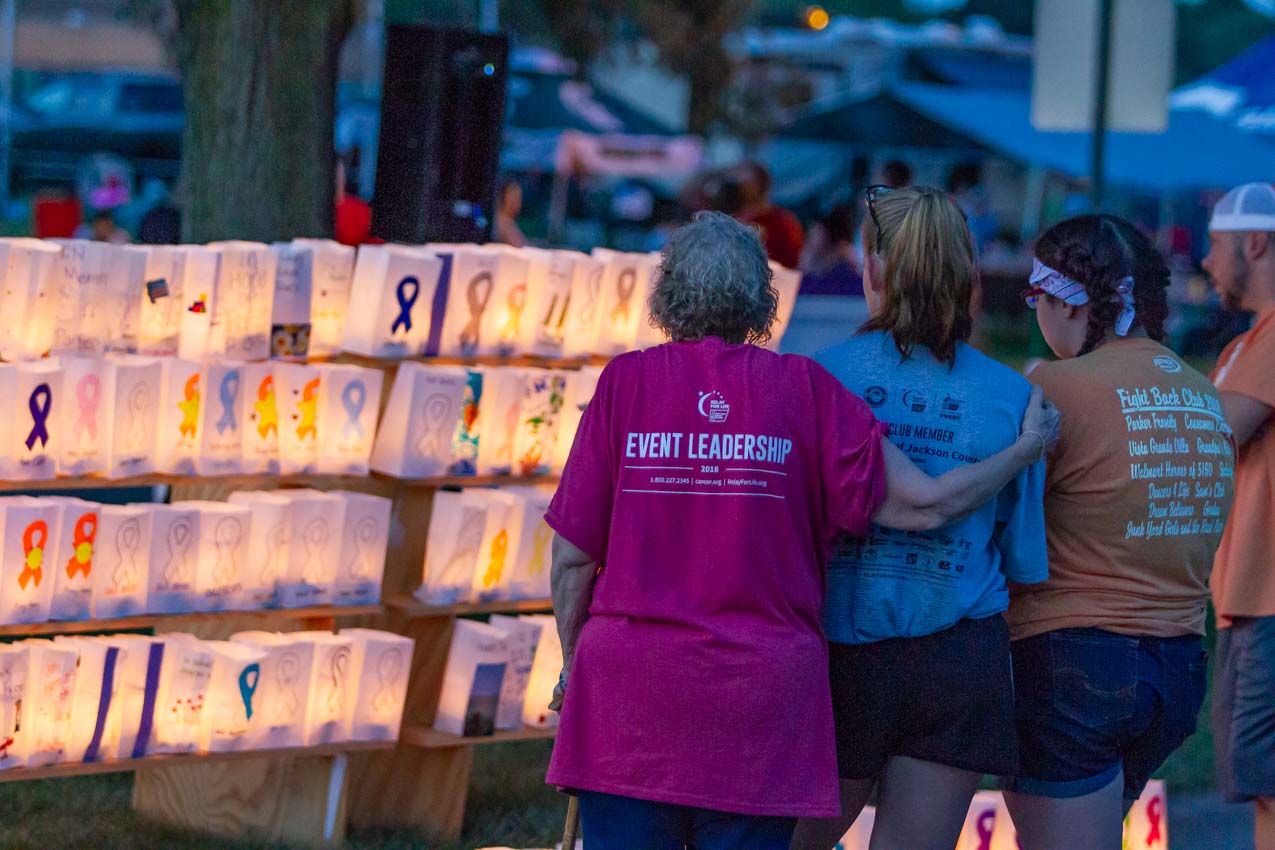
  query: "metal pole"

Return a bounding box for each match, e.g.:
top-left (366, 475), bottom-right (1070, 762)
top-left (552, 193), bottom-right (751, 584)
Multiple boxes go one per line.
top-left (478, 0), bottom-right (498, 33)
top-left (0, 0), bottom-right (15, 216)
top-left (1089, 0), bottom-right (1114, 212)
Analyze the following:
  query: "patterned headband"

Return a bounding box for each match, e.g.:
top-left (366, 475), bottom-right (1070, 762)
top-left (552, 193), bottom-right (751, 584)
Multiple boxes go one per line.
top-left (1029, 258), bottom-right (1136, 336)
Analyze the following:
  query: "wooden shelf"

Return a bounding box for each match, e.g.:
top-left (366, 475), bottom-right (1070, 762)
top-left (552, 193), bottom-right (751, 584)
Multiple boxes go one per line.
top-left (0, 739), bottom-right (395, 784)
top-left (0, 603), bottom-right (382, 638)
top-left (386, 594), bottom-right (553, 619)
top-left (402, 725), bottom-right (557, 749)
top-left (0, 471), bottom-right (559, 493)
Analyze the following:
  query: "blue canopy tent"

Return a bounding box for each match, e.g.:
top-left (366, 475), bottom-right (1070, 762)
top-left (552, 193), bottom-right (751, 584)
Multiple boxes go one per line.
top-left (891, 81), bottom-right (1274, 191)
top-left (1172, 35), bottom-right (1275, 138)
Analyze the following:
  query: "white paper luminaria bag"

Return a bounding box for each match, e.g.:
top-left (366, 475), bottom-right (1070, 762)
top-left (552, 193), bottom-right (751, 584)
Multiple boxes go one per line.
top-left (474, 367), bottom-right (529, 476)
top-left (340, 628), bottom-right (415, 742)
top-left (150, 633), bottom-right (214, 755)
top-left (47, 496), bottom-right (101, 622)
top-left (561, 253), bottom-right (605, 358)
top-left (155, 357), bottom-right (203, 475)
top-left (56, 355), bottom-right (109, 477)
top-left (552, 366), bottom-right (603, 473)
top-left (53, 635), bottom-right (124, 763)
top-left (226, 491), bottom-right (291, 609)
top-left (434, 619), bottom-right (509, 738)
top-left (197, 360), bottom-right (247, 476)
top-left (0, 644), bottom-right (26, 768)
top-left (267, 242), bottom-right (314, 360)
top-left (13, 362), bottom-right (64, 481)
top-left (241, 362), bottom-right (281, 475)
top-left (369, 363), bottom-right (468, 479)
top-left (274, 489), bottom-right (345, 609)
top-left (230, 631), bottom-right (316, 750)
top-left (502, 486), bottom-right (555, 601)
top-left (145, 503), bottom-right (200, 615)
top-left (511, 369), bottom-right (567, 477)
top-left (91, 505), bottom-right (153, 620)
top-left (521, 613), bottom-right (563, 729)
top-left (315, 364), bottom-right (384, 476)
top-left (201, 640), bottom-right (267, 753)
top-left (298, 631), bottom-right (356, 745)
top-left (0, 238), bottom-right (60, 361)
top-left (294, 238), bottom-right (355, 357)
top-left (137, 244), bottom-right (186, 356)
top-left (102, 355), bottom-right (162, 479)
top-left (341, 244), bottom-right (442, 358)
top-left (330, 490), bottom-right (392, 607)
top-left (49, 239), bottom-right (114, 356)
top-left (0, 497), bottom-right (63, 625)
top-left (416, 489), bottom-right (490, 606)
top-left (521, 249), bottom-right (578, 358)
top-left (102, 634), bottom-right (165, 759)
top-left (176, 245), bottom-right (219, 359)
top-left (488, 614), bottom-right (541, 731)
top-left (471, 491), bottom-right (524, 602)
top-left (208, 241), bottom-right (277, 361)
top-left (437, 246), bottom-right (502, 357)
top-left (273, 362), bottom-right (323, 476)
top-left (11, 639), bottom-right (78, 767)
top-left (176, 500), bottom-right (251, 613)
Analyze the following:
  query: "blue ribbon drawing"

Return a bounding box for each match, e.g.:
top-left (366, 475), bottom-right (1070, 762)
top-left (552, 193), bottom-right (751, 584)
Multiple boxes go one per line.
top-left (25, 383), bottom-right (52, 450)
top-left (391, 276), bottom-right (421, 334)
top-left (239, 662), bottom-right (261, 721)
top-left (342, 380), bottom-right (367, 441)
top-left (216, 370), bottom-right (241, 435)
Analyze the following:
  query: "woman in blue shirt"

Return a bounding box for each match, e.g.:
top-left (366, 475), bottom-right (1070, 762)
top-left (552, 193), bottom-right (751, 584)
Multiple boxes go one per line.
top-left (792, 186), bottom-right (1048, 850)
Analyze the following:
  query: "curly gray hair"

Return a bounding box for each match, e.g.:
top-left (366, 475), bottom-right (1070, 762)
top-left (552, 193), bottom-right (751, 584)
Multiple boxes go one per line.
top-left (648, 211), bottom-right (778, 345)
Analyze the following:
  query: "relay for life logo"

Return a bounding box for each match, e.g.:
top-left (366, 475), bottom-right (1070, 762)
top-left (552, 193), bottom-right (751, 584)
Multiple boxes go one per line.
top-left (697, 390), bottom-right (730, 423)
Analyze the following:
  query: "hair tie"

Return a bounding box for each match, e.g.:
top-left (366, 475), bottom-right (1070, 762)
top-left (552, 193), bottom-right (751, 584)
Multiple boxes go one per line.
top-left (1113, 276), bottom-right (1136, 337)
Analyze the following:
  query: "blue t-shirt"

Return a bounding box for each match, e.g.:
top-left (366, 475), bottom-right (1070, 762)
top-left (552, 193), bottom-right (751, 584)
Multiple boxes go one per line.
top-left (815, 330), bottom-right (1047, 644)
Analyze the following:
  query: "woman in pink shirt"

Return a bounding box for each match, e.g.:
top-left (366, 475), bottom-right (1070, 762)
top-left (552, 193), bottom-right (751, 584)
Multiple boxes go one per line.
top-left (546, 212), bottom-right (1057, 849)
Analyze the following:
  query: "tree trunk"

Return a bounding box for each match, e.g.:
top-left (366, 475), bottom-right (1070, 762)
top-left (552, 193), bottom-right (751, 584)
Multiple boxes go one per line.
top-left (175, 0), bottom-right (354, 243)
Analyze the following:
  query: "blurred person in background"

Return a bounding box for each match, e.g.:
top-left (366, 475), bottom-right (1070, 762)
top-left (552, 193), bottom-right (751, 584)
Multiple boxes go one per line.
top-left (494, 177), bottom-right (527, 247)
top-left (1200, 182), bottom-right (1275, 850)
top-left (737, 161), bottom-right (804, 269)
top-left (882, 160), bottom-right (913, 189)
top-left (138, 180), bottom-right (182, 244)
top-left (798, 204), bottom-right (863, 297)
top-left (792, 185), bottom-right (1046, 850)
top-left (73, 208), bottom-right (130, 244)
top-left (334, 158), bottom-right (372, 247)
top-left (1003, 214), bottom-right (1234, 850)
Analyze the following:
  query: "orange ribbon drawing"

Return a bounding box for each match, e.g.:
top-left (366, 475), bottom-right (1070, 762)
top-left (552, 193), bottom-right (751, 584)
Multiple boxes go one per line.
top-left (19, 520), bottom-right (48, 590)
top-left (482, 529), bottom-right (508, 589)
top-left (177, 373), bottom-right (201, 438)
top-left (65, 511), bottom-right (97, 581)
top-left (296, 377), bottom-right (320, 441)
top-left (255, 375), bottom-right (279, 439)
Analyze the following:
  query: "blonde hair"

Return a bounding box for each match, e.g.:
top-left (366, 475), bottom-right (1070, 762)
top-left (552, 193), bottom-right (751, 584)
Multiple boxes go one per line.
top-left (860, 186), bottom-right (976, 367)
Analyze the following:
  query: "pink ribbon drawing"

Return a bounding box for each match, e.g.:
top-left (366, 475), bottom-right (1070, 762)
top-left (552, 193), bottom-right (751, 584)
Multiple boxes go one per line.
top-left (975, 809), bottom-right (996, 850)
top-left (74, 374), bottom-right (101, 442)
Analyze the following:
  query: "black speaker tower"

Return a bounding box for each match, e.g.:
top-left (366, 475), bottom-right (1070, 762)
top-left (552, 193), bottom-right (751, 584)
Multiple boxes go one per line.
top-left (371, 25), bottom-right (510, 244)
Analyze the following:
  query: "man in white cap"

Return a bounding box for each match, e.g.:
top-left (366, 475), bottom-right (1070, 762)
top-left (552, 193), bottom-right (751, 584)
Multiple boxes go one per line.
top-left (1202, 181), bottom-right (1275, 850)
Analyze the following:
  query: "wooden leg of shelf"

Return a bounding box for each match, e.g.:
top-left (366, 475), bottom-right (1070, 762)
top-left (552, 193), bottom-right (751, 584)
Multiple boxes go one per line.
top-left (132, 751), bottom-right (354, 847)
top-left (345, 743), bottom-right (474, 840)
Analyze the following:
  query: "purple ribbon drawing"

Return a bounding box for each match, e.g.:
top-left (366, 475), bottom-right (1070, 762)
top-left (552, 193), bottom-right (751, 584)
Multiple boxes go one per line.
top-left (26, 383), bottom-right (52, 450)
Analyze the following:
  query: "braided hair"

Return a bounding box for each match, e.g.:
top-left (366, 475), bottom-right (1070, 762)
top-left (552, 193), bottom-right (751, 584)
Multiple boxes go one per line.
top-left (1033, 214), bottom-right (1170, 356)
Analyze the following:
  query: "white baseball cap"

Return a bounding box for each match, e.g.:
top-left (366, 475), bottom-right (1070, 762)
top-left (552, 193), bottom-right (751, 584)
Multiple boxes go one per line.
top-left (1209, 182), bottom-right (1275, 232)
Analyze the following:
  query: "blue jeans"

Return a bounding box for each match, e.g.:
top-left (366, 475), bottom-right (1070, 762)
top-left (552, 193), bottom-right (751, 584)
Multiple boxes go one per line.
top-left (577, 791), bottom-right (796, 850)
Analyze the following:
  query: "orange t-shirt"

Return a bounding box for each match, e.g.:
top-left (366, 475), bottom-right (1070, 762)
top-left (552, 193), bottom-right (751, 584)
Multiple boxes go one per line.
top-left (1009, 338), bottom-right (1235, 640)
top-left (1211, 307), bottom-right (1275, 624)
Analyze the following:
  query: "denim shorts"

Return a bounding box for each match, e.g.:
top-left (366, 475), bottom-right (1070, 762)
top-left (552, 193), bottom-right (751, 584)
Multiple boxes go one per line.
top-left (1000, 627), bottom-right (1207, 804)
top-left (1213, 615), bottom-right (1275, 801)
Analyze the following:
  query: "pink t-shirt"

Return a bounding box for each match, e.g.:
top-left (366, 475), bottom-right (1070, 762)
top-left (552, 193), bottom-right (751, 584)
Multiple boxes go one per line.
top-left (545, 337), bottom-right (887, 817)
